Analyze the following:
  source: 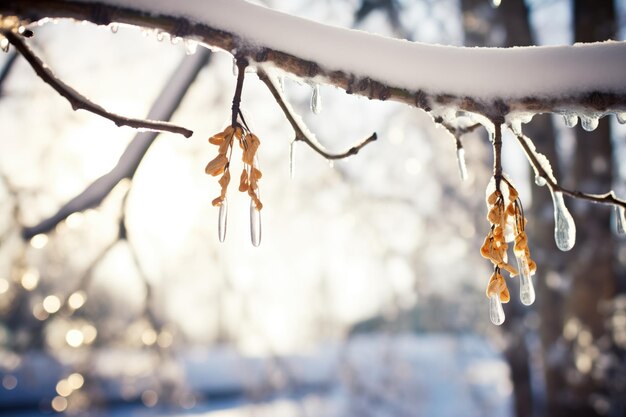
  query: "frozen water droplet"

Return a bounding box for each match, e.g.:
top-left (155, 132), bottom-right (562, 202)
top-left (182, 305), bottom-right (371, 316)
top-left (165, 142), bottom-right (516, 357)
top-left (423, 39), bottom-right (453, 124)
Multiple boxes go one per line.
top-left (289, 141), bottom-right (296, 179)
top-left (615, 205), bottom-right (626, 234)
top-left (563, 114), bottom-right (578, 128)
top-left (184, 39), bottom-right (197, 55)
top-left (617, 112), bottom-right (626, 125)
top-left (328, 160), bottom-right (335, 168)
top-left (580, 115), bottom-right (599, 131)
top-left (516, 256), bottom-right (535, 306)
top-left (250, 200), bottom-right (261, 247)
top-left (491, 0), bottom-right (501, 7)
top-left (456, 148), bottom-right (468, 181)
top-left (489, 295), bottom-right (505, 325)
top-left (218, 200), bottom-right (228, 243)
top-left (0, 38), bottom-right (9, 53)
top-left (551, 190), bottom-right (576, 251)
top-left (311, 84), bottom-right (322, 114)
top-left (535, 175), bottom-right (547, 186)
top-left (109, 23), bottom-right (119, 33)
top-left (171, 36), bottom-right (180, 45)
top-left (156, 31), bottom-right (165, 42)
top-left (232, 58), bottom-right (238, 76)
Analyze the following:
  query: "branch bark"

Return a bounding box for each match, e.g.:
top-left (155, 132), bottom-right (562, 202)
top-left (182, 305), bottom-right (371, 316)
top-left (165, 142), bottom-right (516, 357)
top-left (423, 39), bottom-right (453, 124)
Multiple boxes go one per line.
top-left (2, 29), bottom-right (193, 137)
top-left (21, 48), bottom-right (211, 239)
top-left (2, 0), bottom-right (626, 119)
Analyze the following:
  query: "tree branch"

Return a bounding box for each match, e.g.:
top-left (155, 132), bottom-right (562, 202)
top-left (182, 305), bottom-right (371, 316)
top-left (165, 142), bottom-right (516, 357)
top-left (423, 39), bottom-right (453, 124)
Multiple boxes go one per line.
top-left (21, 48), bottom-right (211, 239)
top-left (257, 69), bottom-right (377, 160)
top-left (2, 29), bottom-right (193, 137)
top-left (510, 126), bottom-right (626, 209)
top-left (2, 0), bottom-right (626, 118)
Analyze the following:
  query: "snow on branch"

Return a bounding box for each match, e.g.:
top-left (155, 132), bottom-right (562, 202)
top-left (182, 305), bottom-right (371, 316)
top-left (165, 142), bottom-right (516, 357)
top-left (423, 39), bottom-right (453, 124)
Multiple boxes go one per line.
top-left (2, 0), bottom-right (626, 119)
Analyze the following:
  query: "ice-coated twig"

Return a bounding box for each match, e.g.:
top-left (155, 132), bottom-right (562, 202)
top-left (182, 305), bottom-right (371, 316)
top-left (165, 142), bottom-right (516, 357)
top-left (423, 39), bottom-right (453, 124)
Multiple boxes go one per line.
top-left (2, 30), bottom-right (194, 138)
top-left (257, 69), bottom-right (377, 160)
top-left (510, 126), bottom-right (626, 210)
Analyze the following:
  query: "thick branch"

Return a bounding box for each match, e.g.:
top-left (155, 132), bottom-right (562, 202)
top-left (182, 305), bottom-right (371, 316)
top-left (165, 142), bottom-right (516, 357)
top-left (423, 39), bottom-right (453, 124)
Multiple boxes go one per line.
top-left (3, 0), bottom-right (626, 118)
top-left (511, 127), bottom-right (626, 209)
top-left (2, 29), bottom-right (193, 137)
top-left (257, 69), bottom-right (377, 160)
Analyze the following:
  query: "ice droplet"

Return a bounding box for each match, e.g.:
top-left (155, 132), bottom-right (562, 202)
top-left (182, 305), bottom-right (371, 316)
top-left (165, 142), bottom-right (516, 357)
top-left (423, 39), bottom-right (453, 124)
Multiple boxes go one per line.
top-left (551, 190), bottom-right (576, 251)
top-left (328, 160), bottom-right (335, 168)
top-left (311, 84), bottom-right (322, 114)
top-left (109, 23), bottom-right (119, 34)
top-left (491, 0), bottom-right (501, 7)
top-left (615, 205), bottom-right (626, 234)
top-left (0, 38), bottom-right (9, 53)
top-left (456, 148), bottom-right (468, 181)
top-left (232, 58), bottom-right (238, 76)
top-left (184, 39), bottom-right (197, 55)
top-left (289, 140), bottom-right (296, 179)
top-left (617, 112), bottom-right (626, 125)
top-left (580, 115), bottom-right (599, 132)
top-left (516, 256), bottom-right (535, 306)
top-left (250, 200), bottom-right (261, 247)
top-left (563, 114), bottom-right (578, 128)
top-left (218, 200), bottom-right (228, 243)
top-left (156, 31), bottom-right (165, 42)
top-left (535, 175), bottom-right (547, 186)
top-left (489, 295), bottom-right (505, 325)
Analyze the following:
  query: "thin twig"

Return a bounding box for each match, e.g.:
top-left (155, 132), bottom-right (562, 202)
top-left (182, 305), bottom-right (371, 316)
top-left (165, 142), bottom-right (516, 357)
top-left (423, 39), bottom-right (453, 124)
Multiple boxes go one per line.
top-left (21, 49), bottom-right (211, 239)
top-left (493, 121), bottom-right (503, 191)
top-left (257, 69), bottom-right (377, 160)
top-left (2, 30), bottom-right (193, 138)
top-left (510, 125), bottom-right (626, 209)
top-left (0, 49), bottom-right (19, 95)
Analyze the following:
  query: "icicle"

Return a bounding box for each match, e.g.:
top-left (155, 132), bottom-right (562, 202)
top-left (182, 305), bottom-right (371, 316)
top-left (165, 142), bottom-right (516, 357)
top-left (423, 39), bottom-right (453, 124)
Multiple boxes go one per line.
top-left (516, 256), bottom-right (535, 305)
top-left (489, 295), bottom-right (505, 325)
top-left (617, 113), bottom-right (626, 125)
top-left (615, 205), bottom-right (626, 234)
top-left (580, 115), bottom-right (599, 132)
top-left (232, 58), bottom-right (238, 76)
top-left (109, 23), bottom-right (119, 34)
top-left (456, 148), bottom-right (468, 181)
top-left (550, 190), bottom-right (576, 251)
top-left (250, 199), bottom-right (261, 247)
top-left (289, 140), bottom-right (296, 179)
top-left (278, 76), bottom-right (285, 93)
top-left (184, 39), bottom-right (198, 55)
top-left (563, 114), bottom-right (578, 128)
top-left (534, 175), bottom-right (547, 186)
top-left (218, 199), bottom-right (228, 243)
top-left (311, 84), bottom-right (322, 114)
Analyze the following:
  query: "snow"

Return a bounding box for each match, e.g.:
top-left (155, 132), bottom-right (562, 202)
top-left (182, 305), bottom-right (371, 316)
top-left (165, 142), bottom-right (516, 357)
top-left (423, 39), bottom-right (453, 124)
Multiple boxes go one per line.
top-left (68, 0), bottom-right (626, 101)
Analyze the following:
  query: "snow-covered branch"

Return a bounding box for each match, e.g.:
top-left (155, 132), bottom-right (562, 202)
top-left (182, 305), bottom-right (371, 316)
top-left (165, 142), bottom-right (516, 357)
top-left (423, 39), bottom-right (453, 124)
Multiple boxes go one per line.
top-left (3, 0), bottom-right (626, 119)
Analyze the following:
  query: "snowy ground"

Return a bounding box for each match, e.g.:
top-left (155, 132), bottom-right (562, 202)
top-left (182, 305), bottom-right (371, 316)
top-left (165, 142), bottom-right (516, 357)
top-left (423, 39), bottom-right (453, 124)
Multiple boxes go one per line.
top-left (1, 333), bottom-right (512, 417)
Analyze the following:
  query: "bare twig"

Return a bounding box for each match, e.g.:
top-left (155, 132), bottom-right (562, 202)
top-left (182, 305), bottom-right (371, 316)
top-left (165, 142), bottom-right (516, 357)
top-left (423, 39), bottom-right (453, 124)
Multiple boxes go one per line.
top-left (22, 49), bottom-right (211, 239)
top-left (2, 30), bottom-right (194, 137)
top-left (510, 126), bottom-right (626, 209)
top-left (0, 49), bottom-right (19, 95)
top-left (257, 69), bottom-right (377, 160)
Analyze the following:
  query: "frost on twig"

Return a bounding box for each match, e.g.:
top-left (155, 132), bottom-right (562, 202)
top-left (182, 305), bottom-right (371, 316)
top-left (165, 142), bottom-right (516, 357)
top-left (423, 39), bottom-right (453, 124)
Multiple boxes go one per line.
top-left (2, 29), bottom-right (194, 138)
top-left (257, 69), bottom-right (377, 161)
